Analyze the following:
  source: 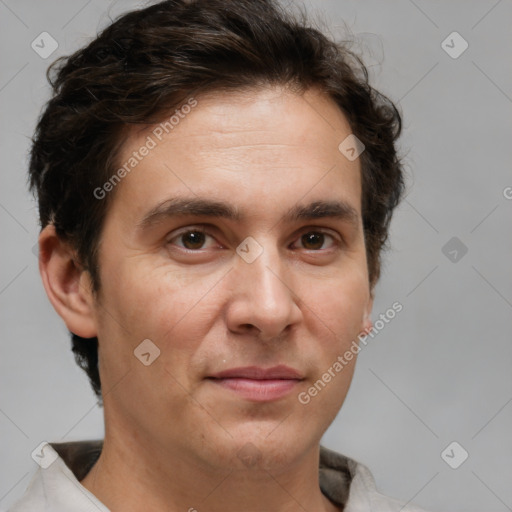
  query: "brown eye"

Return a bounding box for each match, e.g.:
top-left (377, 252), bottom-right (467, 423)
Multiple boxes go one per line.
top-left (180, 231), bottom-right (207, 250)
top-left (302, 232), bottom-right (323, 250)
top-left (296, 231), bottom-right (337, 251)
top-left (168, 228), bottom-right (216, 251)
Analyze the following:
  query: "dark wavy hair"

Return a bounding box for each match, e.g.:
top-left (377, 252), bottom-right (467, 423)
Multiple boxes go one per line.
top-left (29, 0), bottom-right (405, 401)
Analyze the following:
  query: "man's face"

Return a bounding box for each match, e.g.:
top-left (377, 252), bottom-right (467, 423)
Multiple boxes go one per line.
top-left (91, 86), bottom-right (373, 472)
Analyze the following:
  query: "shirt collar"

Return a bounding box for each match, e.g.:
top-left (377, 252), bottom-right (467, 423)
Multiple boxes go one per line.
top-left (8, 440), bottom-right (428, 512)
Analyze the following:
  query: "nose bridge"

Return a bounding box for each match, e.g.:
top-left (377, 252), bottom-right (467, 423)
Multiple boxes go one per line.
top-left (229, 235), bottom-right (300, 337)
top-left (247, 242), bottom-right (290, 305)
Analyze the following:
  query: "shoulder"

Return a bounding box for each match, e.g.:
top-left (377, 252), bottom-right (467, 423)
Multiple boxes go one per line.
top-left (319, 445), bottom-right (434, 512)
top-left (7, 440), bottom-right (107, 512)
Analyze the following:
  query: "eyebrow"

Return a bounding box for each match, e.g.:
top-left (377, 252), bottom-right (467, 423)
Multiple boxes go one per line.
top-left (137, 197), bottom-right (360, 230)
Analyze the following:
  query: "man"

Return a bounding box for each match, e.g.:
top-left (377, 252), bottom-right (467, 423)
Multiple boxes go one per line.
top-left (10, 0), bottom-right (431, 510)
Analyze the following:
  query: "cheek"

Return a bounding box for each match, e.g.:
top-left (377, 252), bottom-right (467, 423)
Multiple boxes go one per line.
top-left (310, 269), bottom-right (369, 337)
top-left (299, 277), bottom-right (367, 420)
top-left (95, 263), bottom-right (205, 414)
top-left (100, 260), bottom-right (220, 357)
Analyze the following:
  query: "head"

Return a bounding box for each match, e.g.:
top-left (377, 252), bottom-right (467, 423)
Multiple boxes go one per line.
top-left (32, 0), bottom-right (404, 470)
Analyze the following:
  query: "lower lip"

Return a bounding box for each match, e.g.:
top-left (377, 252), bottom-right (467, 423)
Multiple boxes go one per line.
top-left (208, 378), bottom-right (300, 402)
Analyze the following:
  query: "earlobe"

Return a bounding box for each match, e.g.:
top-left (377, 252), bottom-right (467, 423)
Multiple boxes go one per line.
top-left (38, 225), bottom-right (98, 339)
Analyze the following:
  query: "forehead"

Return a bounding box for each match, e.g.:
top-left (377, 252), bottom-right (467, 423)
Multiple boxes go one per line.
top-left (109, 86), bottom-right (362, 227)
top-left (141, 86), bottom-right (355, 157)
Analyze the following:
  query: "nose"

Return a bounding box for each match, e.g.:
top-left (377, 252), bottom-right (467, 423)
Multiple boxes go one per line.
top-left (225, 240), bottom-right (302, 341)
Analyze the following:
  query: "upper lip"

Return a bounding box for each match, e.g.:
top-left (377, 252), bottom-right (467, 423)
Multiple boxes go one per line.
top-left (208, 365), bottom-right (304, 380)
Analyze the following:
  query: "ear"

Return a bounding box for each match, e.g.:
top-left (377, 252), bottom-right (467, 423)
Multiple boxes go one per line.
top-left (38, 225), bottom-right (98, 338)
top-left (361, 290), bottom-right (374, 335)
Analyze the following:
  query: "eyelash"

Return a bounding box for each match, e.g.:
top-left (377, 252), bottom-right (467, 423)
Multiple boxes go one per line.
top-left (166, 225), bottom-right (342, 252)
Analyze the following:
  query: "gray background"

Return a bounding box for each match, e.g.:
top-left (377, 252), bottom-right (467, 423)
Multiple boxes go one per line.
top-left (1, 1), bottom-right (511, 511)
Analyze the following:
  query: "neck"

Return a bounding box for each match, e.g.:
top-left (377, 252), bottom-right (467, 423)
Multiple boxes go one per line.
top-left (80, 428), bottom-right (341, 512)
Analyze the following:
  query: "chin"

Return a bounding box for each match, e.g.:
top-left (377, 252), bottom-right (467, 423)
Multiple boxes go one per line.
top-left (215, 429), bottom-right (312, 473)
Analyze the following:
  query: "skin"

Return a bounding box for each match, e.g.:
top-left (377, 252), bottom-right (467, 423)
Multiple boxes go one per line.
top-left (39, 86), bottom-right (374, 512)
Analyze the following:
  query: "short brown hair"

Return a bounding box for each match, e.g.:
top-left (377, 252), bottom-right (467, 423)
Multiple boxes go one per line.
top-left (29, 0), bottom-right (405, 401)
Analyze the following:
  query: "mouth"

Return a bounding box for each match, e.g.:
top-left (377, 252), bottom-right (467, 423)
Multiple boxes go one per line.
top-left (206, 365), bottom-right (304, 402)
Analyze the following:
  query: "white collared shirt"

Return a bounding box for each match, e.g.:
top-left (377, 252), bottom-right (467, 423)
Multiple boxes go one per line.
top-left (8, 441), bottom-right (432, 512)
